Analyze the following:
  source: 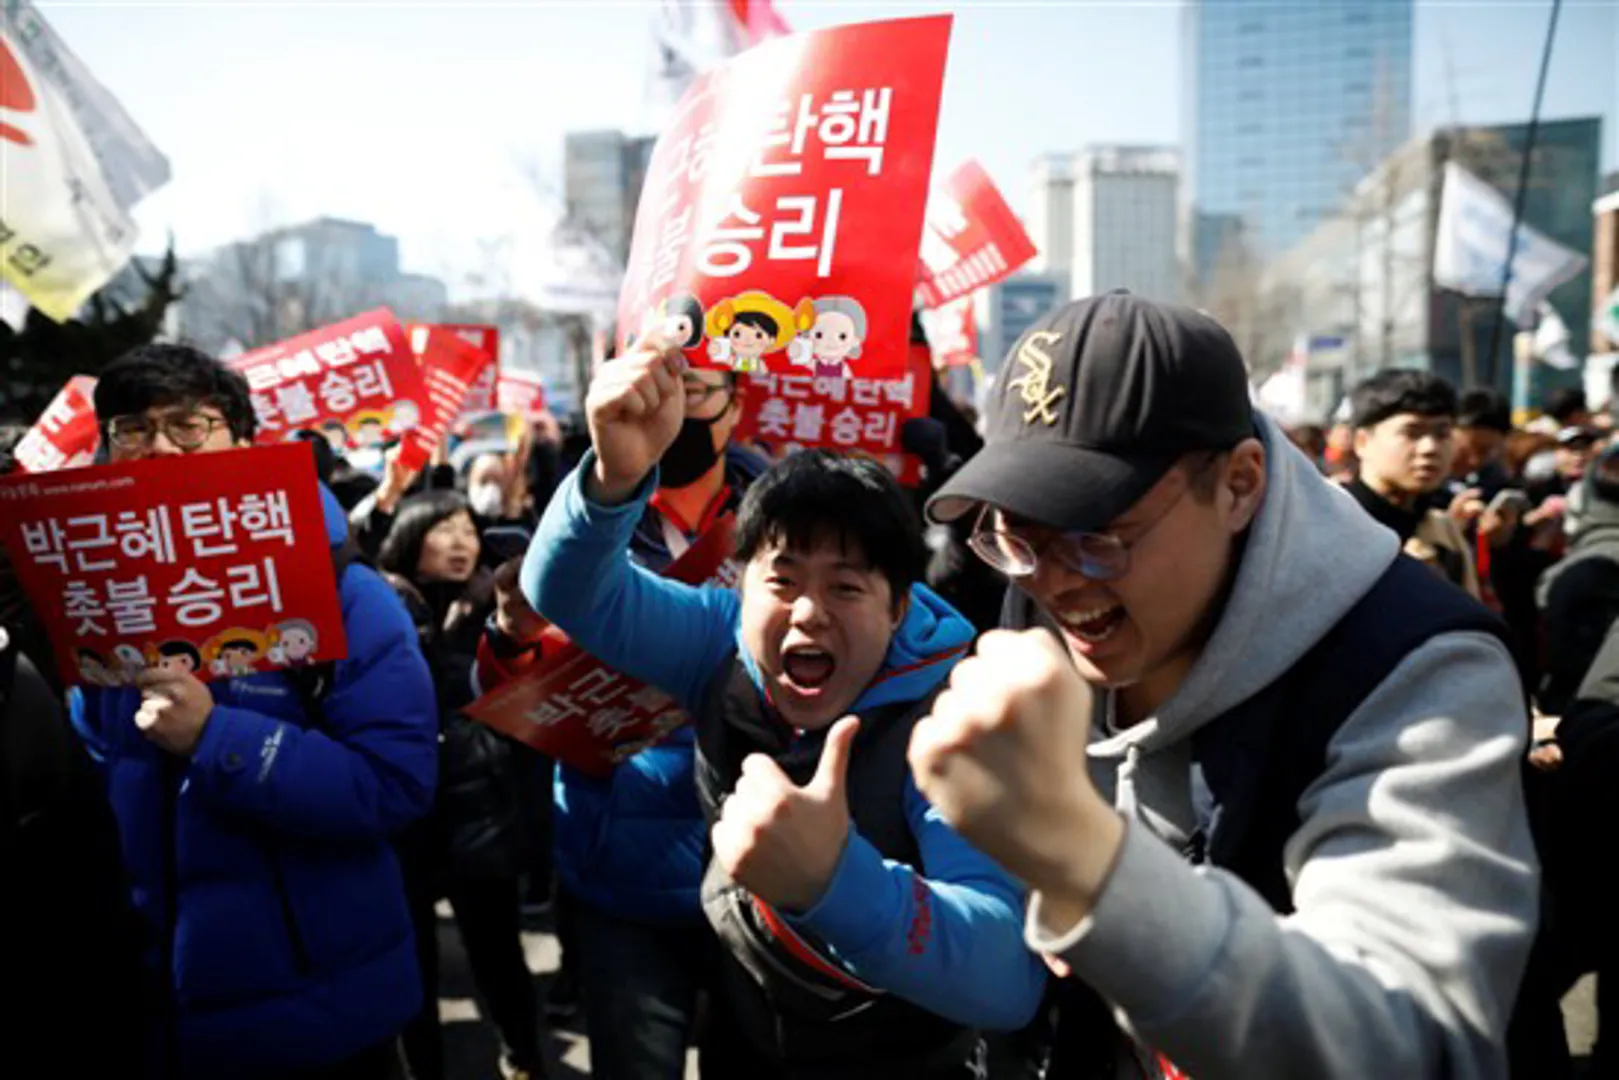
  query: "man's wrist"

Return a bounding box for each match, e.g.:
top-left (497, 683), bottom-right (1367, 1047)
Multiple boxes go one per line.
top-left (1028, 795), bottom-right (1127, 933)
top-left (585, 458), bottom-right (646, 507)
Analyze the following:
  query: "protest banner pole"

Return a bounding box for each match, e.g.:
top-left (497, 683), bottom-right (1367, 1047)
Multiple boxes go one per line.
top-left (1485, 0), bottom-right (1562, 392)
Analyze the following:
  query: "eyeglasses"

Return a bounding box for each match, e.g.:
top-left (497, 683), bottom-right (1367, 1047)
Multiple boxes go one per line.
top-left (683, 378), bottom-right (734, 419)
top-left (967, 457), bottom-right (1216, 581)
top-left (106, 412), bottom-right (231, 452)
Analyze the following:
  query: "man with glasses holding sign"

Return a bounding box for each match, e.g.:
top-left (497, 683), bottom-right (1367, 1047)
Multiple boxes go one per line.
top-left (72, 344), bottom-right (438, 1080)
top-left (909, 291), bottom-right (1538, 1078)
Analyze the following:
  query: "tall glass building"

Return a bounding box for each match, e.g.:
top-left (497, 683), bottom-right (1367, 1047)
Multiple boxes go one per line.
top-left (1183, 0), bottom-right (1414, 281)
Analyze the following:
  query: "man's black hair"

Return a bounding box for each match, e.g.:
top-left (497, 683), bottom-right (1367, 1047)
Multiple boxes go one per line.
top-left (1457, 387), bottom-right (1512, 434)
top-left (1349, 369), bottom-right (1458, 431)
top-left (732, 309), bottom-right (779, 339)
top-left (1545, 387), bottom-right (1587, 426)
top-left (157, 640), bottom-right (202, 668)
top-left (377, 489), bottom-right (474, 584)
top-left (735, 450), bottom-right (926, 610)
top-left (94, 343), bottom-right (256, 443)
top-left (292, 430), bottom-right (337, 485)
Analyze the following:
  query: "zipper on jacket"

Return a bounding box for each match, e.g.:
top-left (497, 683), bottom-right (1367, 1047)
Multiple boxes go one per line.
top-left (269, 854), bottom-right (312, 974)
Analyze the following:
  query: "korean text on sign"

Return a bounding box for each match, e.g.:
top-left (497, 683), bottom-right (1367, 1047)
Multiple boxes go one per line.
top-left (616, 16), bottom-right (951, 382)
top-left (0, 442), bottom-right (347, 688)
top-left (229, 308), bottom-right (428, 451)
top-left (465, 516), bottom-right (739, 777)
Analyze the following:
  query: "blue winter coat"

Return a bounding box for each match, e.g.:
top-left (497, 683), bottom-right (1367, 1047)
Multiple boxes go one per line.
top-left (551, 446), bottom-right (767, 924)
top-left (71, 486), bottom-right (438, 1079)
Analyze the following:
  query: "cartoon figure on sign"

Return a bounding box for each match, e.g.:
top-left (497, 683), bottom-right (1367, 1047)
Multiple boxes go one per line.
top-left (76, 647), bottom-right (118, 687)
top-left (388, 400), bottom-right (421, 434)
top-left (790, 296), bottom-right (868, 380)
top-left (704, 292), bottom-right (814, 374)
top-left (267, 619), bottom-right (319, 667)
top-left (662, 293), bottom-right (706, 349)
top-left (207, 630), bottom-right (266, 677)
top-left (112, 644), bottom-right (148, 682)
top-left (347, 410), bottom-right (390, 449)
top-left (155, 641), bottom-right (203, 677)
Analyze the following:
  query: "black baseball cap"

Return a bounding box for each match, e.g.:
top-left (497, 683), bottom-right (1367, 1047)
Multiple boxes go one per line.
top-left (927, 290), bottom-right (1254, 531)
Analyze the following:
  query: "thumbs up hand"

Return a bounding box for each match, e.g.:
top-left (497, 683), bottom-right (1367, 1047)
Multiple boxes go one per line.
top-left (712, 716), bottom-right (860, 914)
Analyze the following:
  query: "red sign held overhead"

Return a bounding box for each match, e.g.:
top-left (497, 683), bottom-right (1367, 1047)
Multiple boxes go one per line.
top-left (916, 160), bottom-right (1037, 309)
top-left (437, 323), bottom-right (501, 418)
top-left (735, 334), bottom-right (932, 484)
top-left (618, 15), bottom-right (952, 382)
top-left (229, 308), bottom-right (428, 453)
top-left (496, 370), bottom-right (548, 419)
top-left (466, 517), bottom-right (738, 778)
top-left (398, 324), bottom-right (497, 471)
top-left (12, 375), bottom-right (99, 472)
top-left (930, 296), bottom-right (979, 368)
top-left (0, 443), bottom-right (347, 688)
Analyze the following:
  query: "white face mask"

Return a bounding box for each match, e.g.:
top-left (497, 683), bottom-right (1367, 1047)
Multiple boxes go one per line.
top-left (469, 482), bottom-right (505, 518)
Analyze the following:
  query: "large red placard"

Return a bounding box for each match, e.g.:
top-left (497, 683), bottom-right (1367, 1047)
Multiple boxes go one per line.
top-left (230, 309), bottom-right (428, 452)
top-left (734, 336), bottom-right (932, 483)
top-left (618, 15), bottom-right (951, 382)
top-left (0, 443), bottom-right (347, 687)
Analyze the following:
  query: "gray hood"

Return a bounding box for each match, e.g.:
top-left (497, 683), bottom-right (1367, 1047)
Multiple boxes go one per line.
top-left (1091, 412), bottom-right (1399, 759)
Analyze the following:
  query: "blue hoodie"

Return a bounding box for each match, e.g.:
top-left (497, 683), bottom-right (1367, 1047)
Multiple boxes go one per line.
top-left (71, 485), bottom-right (438, 1079)
top-left (523, 454), bottom-right (1046, 1032)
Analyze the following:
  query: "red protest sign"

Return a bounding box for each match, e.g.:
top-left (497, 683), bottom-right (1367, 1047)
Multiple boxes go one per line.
top-left (230, 309), bottom-right (428, 453)
top-left (438, 324), bottom-right (501, 418)
top-left (931, 296), bottom-right (979, 368)
top-left (735, 336), bottom-right (932, 484)
top-left (466, 517), bottom-right (739, 778)
top-left (399, 324), bottom-right (497, 471)
top-left (13, 376), bottom-right (99, 473)
top-left (916, 160), bottom-right (1037, 309)
top-left (496, 370), bottom-right (548, 419)
top-left (618, 15), bottom-right (951, 382)
top-left (0, 443), bottom-right (347, 688)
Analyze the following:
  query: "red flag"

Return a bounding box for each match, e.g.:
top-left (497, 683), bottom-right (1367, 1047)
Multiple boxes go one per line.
top-left (12, 376), bottom-right (98, 472)
top-left (618, 15), bottom-right (952, 382)
top-left (0, 443), bottom-right (347, 687)
top-left (916, 160), bottom-right (1037, 308)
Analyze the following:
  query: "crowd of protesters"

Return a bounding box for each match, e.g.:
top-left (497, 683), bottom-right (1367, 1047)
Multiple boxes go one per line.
top-left (2, 290), bottom-right (1617, 1080)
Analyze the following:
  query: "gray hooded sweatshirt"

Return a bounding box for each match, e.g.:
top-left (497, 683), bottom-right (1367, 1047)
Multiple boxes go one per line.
top-left (1027, 414), bottom-right (1538, 1079)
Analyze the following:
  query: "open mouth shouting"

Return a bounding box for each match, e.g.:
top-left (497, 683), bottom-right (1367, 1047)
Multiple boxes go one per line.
top-left (779, 641), bottom-right (838, 697)
top-left (1056, 602), bottom-right (1126, 651)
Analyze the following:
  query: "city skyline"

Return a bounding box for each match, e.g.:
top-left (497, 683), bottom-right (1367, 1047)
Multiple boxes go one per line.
top-left (42, 1), bottom-right (1618, 289)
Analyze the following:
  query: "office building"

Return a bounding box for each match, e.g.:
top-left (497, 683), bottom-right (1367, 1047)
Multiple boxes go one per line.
top-left (1263, 117), bottom-right (1603, 414)
top-left (563, 130), bottom-right (658, 265)
top-left (1183, 0), bottom-right (1414, 280)
top-left (1026, 147), bottom-right (1180, 304)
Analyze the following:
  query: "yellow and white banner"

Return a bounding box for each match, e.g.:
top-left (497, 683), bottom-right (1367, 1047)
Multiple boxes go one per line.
top-left (1, 1), bottom-right (169, 321)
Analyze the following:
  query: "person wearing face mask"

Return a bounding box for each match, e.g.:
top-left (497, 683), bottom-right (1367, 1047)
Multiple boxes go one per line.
top-left (377, 493), bottom-right (549, 1080)
top-left (521, 334), bottom-right (1045, 1079)
top-left (473, 363), bottom-right (769, 1080)
top-left (906, 291), bottom-right (1535, 1079)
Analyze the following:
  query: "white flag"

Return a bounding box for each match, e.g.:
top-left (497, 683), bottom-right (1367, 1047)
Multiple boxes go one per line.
top-left (1530, 301), bottom-right (1579, 371)
top-left (1, 1), bottom-right (169, 321)
top-left (1432, 161), bottom-right (1587, 325)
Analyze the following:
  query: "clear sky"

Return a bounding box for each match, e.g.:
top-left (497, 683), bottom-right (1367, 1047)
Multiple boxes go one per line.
top-left (37, 0), bottom-right (1619, 287)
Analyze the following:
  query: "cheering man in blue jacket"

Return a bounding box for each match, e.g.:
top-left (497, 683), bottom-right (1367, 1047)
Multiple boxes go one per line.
top-left (71, 345), bottom-right (438, 1080)
top-left (522, 331), bottom-right (1045, 1078)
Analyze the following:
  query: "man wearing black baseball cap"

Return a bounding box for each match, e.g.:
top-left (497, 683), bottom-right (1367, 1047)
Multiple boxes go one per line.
top-left (908, 291), bottom-right (1537, 1078)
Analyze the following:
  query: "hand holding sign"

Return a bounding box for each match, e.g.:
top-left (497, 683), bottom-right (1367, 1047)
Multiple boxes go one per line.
top-left (712, 716), bottom-right (860, 914)
top-left (585, 333), bottom-right (686, 505)
top-left (134, 667), bottom-right (215, 756)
